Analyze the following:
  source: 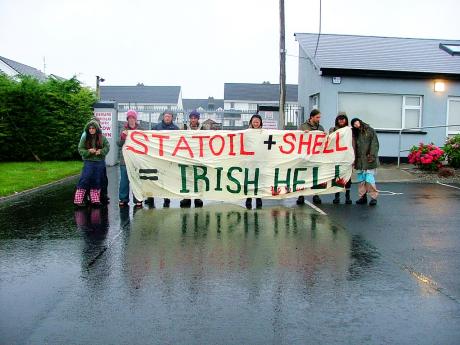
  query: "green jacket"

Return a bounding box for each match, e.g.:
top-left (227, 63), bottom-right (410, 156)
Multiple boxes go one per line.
top-left (354, 123), bottom-right (379, 170)
top-left (78, 120), bottom-right (110, 161)
top-left (300, 120), bottom-right (325, 132)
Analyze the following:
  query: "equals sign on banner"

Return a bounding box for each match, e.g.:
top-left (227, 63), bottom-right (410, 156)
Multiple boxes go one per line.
top-left (139, 169), bottom-right (159, 180)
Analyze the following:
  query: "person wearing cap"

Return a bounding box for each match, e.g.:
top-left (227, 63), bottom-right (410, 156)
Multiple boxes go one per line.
top-left (350, 117), bottom-right (380, 206)
top-left (146, 110), bottom-right (180, 208)
top-left (329, 112), bottom-right (353, 204)
top-left (118, 109), bottom-right (142, 208)
top-left (245, 114), bottom-right (263, 209)
top-left (297, 109), bottom-right (325, 205)
top-left (180, 110), bottom-right (204, 208)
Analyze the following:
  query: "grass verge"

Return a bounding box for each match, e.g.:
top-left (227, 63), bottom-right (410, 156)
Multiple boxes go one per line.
top-left (0, 161), bottom-right (83, 197)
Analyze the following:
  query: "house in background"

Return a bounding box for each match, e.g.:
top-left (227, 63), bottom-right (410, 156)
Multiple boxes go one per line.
top-left (182, 97), bottom-right (224, 125)
top-left (224, 82), bottom-right (300, 129)
top-left (295, 33), bottom-right (460, 159)
top-left (1, 55), bottom-right (53, 81)
top-left (100, 85), bottom-right (183, 126)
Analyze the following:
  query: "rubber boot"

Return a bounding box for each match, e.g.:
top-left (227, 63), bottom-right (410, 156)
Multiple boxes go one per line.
top-left (333, 192), bottom-right (340, 204)
top-left (90, 189), bottom-right (102, 206)
top-left (245, 198), bottom-right (252, 209)
top-left (356, 194), bottom-right (368, 205)
top-left (180, 199), bottom-right (192, 208)
top-left (256, 198), bottom-right (262, 208)
top-left (312, 195), bottom-right (322, 205)
top-left (345, 190), bottom-right (352, 204)
top-left (163, 198), bottom-right (170, 208)
top-left (296, 196), bottom-right (305, 205)
top-left (74, 188), bottom-right (86, 207)
top-left (194, 199), bottom-right (203, 208)
top-left (369, 198), bottom-right (377, 206)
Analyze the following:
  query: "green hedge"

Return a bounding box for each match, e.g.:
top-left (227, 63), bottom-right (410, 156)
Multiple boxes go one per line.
top-left (0, 73), bottom-right (96, 161)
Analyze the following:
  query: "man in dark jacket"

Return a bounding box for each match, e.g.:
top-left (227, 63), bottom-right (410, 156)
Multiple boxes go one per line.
top-left (297, 109), bottom-right (325, 205)
top-left (351, 118), bottom-right (380, 206)
top-left (145, 110), bottom-right (179, 207)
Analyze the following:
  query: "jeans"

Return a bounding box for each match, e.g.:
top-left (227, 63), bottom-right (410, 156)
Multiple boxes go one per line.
top-left (119, 165), bottom-right (139, 203)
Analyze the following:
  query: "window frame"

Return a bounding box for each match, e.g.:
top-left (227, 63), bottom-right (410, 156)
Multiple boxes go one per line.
top-left (447, 97), bottom-right (460, 135)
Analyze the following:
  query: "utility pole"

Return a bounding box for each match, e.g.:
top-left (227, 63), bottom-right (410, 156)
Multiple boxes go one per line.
top-left (279, 0), bottom-right (286, 129)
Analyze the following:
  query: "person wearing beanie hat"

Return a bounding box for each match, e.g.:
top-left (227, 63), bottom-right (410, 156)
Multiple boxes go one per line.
top-left (351, 117), bottom-right (380, 206)
top-left (329, 112), bottom-right (352, 204)
top-left (148, 110), bottom-right (179, 207)
top-left (117, 109), bottom-right (142, 207)
top-left (245, 114), bottom-right (264, 209)
top-left (183, 110), bottom-right (202, 130)
top-left (180, 109), bottom-right (205, 208)
top-left (297, 109), bottom-right (325, 205)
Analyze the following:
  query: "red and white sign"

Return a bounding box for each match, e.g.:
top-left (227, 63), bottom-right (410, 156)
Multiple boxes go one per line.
top-left (94, 111), bottom-right (113, 138)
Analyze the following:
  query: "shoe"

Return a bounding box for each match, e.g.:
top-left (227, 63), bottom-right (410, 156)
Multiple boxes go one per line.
top-left (194, 199), bottom-right (203, 208)
top-left (333, 193), bottom-right (340, 204)
top-left (356, 195), bottom-right (368, 205)
top-left (296, 196), bottom-right (305, 205)
top-left (163, 198), bottom-right (170, 208)
top-left (345, 190), bottom-right (352, 204)
top-left (144, 197), bottom-right (154, 206)
top-left (91, 202), bottom-right (102, 207)
top-left (369, 198), bottom-right (377, 206)
top-left (312, 195), bottom-right (322, 205)
top-left (74, 202), bottom-right (86, 208)
top-left (345, 198), bottom-right (352, 204)
top-left (245, 198), bottom-right (252, 209)
top-left (256, 198), bottom-right (262, 208)
top-left (180, 199), bottom-right (192, 208)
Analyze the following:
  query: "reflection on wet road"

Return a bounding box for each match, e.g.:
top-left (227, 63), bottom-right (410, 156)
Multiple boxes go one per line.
top-left (1, 179), bottom-right (459, 344)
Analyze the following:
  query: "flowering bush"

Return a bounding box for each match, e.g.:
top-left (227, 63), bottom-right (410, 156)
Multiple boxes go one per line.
top-left (443, 135), bottom-right (460, 168)
top-left (408, 142), bottom-right (444, 171)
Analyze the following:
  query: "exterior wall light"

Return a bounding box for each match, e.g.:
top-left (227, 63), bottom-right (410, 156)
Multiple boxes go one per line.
top-left (434, 81), bottom-right (445, 92)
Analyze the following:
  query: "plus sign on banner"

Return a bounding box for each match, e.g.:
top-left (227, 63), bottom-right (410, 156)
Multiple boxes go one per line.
top-left (124, 128), bottom-right (354, 201)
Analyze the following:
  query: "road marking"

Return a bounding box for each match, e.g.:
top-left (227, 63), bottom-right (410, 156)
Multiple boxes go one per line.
top-left (436, 181), bottom-right (460, 190)
top-left (304, 200), bottom-right (327, 215)
top-left (377, 190), bottom-right (404, 196)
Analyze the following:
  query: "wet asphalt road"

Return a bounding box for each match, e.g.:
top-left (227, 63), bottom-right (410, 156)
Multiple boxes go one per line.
top-left (1, 168), bottom-right (459, 345)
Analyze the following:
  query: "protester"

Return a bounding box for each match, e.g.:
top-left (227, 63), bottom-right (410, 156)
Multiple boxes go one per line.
top-left (180, 110), bottom-right (204, 208)
top-left (330, 112), bottom-right (352, 204)
top-left (80, 117), bottom-right (109, 204)
top-left (146, 110), bottom-right (179, 207)
top-left (118, 109), bottom-right (142, 208)
top-left (74, 120), bottom-right (110, 207)
top-left (245, 114), bottom-right (263, 209)
top-left (351, 117), bottom-right (380, 206)
top-left (297, 109), bottom-right (325, 205)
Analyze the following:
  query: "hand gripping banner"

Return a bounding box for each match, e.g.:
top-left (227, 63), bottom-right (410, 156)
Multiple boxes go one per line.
top-left (123, 127), bottom-right (354, 201)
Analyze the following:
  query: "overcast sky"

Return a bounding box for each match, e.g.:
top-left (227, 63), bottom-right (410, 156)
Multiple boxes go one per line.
top-left (1, 0), bottom-right (459, 98)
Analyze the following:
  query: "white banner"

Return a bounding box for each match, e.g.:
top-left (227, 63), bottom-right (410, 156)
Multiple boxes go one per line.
top-left (124, 127), bottom-right (354, 201)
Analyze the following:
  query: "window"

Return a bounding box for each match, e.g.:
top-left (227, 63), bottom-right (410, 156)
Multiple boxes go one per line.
top-left (447, 97), bottom-right (460, 135)
top-left (310, 94), bottom-right (319, 110)
top-left (230, 102), bottom-right (235, 109)
top-left (338, 93), bottom-right (422, 130)
top-left (241, 113), bottom-right (252, 122)
top-left (439, 43), bottom-right (460, 56)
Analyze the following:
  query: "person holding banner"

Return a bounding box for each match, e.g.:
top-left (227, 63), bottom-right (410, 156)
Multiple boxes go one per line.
top-left (74, 120), bottom-right (110, 207)
top-left (146, 110), bottom-right (180, 208)
top-left (180, 110), bottom-right (204, 208)
top-left (351, 118), bottom-right (380, 206)
top-left (245, 114), bottom-right (263, 209)
top-left (118, 109), bottom-right (142, 208)
top-left (330, 112), bottom-right (353, 204)
top-left (297, 109), bottom-right (325, 205)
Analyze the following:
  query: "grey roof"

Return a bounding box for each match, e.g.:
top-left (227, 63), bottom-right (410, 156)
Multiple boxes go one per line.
top-left (0, 55), bottom-right (48, 81)
top-left (100, 85), bottom-right (181, 104)
top-left (224, 83), bottom-right (298, 102)
top-left (295, 33), bottom-right (460, 76)
top-left (182, 98), bottom-right (224, 111)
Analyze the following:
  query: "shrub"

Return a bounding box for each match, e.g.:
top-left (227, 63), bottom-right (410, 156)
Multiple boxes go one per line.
top-left (408, 142), bottom-right (444, 171)
top-left (443, 134), bottom-right (460, 168)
